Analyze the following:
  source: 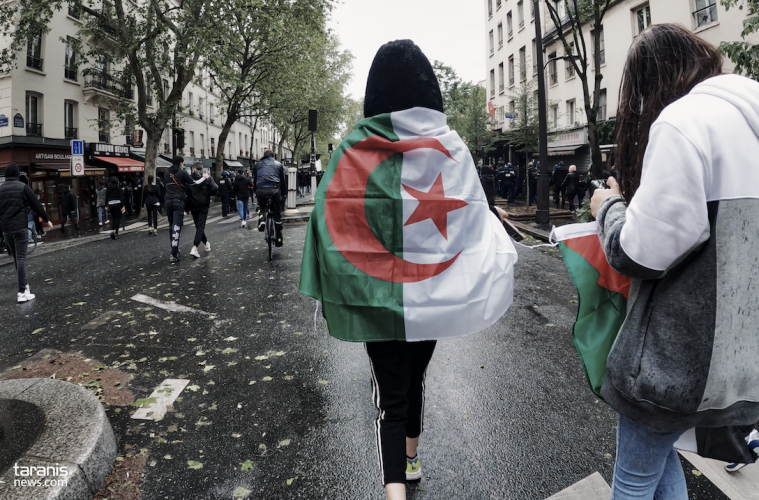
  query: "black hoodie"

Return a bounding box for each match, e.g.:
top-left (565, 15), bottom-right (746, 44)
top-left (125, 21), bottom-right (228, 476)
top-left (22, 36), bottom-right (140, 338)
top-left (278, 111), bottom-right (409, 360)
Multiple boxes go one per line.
top-left (164, 165), bottom-right (194, 201)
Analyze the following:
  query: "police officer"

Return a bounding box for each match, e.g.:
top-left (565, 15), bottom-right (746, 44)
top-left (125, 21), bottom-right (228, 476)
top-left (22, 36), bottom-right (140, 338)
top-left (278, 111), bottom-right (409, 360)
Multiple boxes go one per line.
top-left (218, 171), bottom-right (232, 217)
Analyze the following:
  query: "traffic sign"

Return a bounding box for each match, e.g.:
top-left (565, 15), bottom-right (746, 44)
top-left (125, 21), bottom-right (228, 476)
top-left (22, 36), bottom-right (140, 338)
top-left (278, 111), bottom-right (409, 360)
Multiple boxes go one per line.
top-left (71, 155), bottom-right (85, 176)
top-left (71, 139), bottom-right (84, 156)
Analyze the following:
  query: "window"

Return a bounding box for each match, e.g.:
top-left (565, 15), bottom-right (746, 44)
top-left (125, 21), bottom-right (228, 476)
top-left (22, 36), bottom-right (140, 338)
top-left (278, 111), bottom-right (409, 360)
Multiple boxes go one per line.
top-left (199, 98), bottom-right (204, 120)
top-left (125, 115), bottom-right (134, 144)
top-left (488, 0), bottom-right (493, 17)
top-left (519, 46), bottom-right (526, 81)
top-left (532, 39), bottom-right (538, 75)
top-left (68, 1), bottom-right (82, 18)
top-left (508, 55), bottom-right (515, 86)
top-left (507, 11), bottom-right (513, 37)
top-left (498, 23), bottom-right (504, 48)
top-left (556, 0), bottom-right (567, 21)
top-left (27, 29), bottom-right (43, 70)
top-left (228, 141), bottom-right (232, 158)
top-left (509, 100), bottom-right (515, 120)
top-left (146, 74), bottom-right (153, 106)
top-left (489, 69), bottom-right (495, 97)
top-left (244, 134), bottom-right (248, 155)
top-left (596, 89), bottom-right (607, 121)
top-left (200, 133), bottom-right (205, 156)
top-left (693, 0), bottom-right (717, 28)
top-left (189, 131), bottom-right (195, 154)
top-left (210, 104), bottom-right (215, 124)
top-left (211, 137), bottom-right (215, 157)
top-left (98, 108), bottom-right (110, 143)
top-left (548, 51), bottom-right (558, 85)
top-left (26, 93), bottom-right (41, 137)
top-left (64, 101), bottom-right (77, 139)
top-left (489, 30), bottom-right (494, 55)
top-left (551, 105), bottom-right (558, 129)
top-left (239, 132), bottom-right (243, 154)
top-left (163, 79), bottom-right (169, 99)
top-left (496, 0), bottom-right (501, 10)
top-left (498, 63), bottom-right (505, 92)
top-left (567, 99), bottom-right (576, 127)
top-left (530, 1), bottom-right (535, 19)
top-left (518, 1), bottom-right (524, 28)
top-left (63, 38), bottom-right (77, 81)
top-left (164, 128), bottom-right (170, 153)
top-left (188, 92), bottom-right (194, 116)
top-left (595, 27), bottom-right (605, 65)
top-left (497, 106), bottom-right (504, 124)
top-left (636, 5), bottom-right (651, 34)
top-left (566, 43), bottom-right (575, 79)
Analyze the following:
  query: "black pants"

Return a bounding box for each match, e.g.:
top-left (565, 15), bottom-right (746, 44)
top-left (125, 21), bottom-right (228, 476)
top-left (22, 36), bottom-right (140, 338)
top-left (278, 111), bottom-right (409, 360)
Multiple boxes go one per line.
top-left (61, 211), bottom-right (78, 233)
top-left (528, 184), bottom-right (537, 206)
top-left (165, 199), bottom-right (185, 258)
top-left (566, 190), bottom-right (579, 211)
top-left (256, 187), bottom-right (283, 239)
top-left (109, 204), bottom-right (122, 235)
top-left (365, 340), bottom-right (436, 485)
top-left (191, 208), bottom-right (209, 247)
top-left (220, 193), bottom-right (230, 216)
top-left (3, 230), bottom-right (28, 293)
top-left (146, 205), bottom-right (159, 229)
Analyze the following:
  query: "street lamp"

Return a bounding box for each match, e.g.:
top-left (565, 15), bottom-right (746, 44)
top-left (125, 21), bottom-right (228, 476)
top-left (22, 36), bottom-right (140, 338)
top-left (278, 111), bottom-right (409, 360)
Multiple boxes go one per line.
top-left (533, 0), bottom-right (550, 225)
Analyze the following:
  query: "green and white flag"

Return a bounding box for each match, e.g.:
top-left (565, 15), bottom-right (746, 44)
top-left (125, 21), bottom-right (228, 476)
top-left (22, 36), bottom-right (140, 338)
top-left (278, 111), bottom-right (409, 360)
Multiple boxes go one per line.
top-left (299, 107), bottom-right (517, 342)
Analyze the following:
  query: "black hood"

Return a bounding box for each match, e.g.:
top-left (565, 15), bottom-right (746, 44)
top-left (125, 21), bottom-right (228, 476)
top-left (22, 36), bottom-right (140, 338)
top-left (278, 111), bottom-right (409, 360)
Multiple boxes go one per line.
top-left (364, 40), bottom-right (444, 118)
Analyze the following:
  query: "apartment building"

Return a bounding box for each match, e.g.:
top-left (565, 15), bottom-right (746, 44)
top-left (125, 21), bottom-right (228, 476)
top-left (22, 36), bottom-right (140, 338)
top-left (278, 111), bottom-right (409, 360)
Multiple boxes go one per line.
top-left (485, 0), bottom-right (759, 171)
top-left (0, 3), bottom-right (290, 225)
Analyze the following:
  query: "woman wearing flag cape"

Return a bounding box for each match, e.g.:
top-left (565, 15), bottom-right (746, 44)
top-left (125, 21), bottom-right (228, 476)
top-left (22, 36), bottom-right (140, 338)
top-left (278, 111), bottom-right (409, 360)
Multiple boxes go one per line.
top-left (300, 40), bottom-right (517, 499)
top-left (589, 25), bottom-right (759, 499)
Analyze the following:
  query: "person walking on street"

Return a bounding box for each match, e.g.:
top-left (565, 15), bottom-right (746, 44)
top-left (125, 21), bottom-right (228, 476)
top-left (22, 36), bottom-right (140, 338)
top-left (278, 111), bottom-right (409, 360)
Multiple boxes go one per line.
top-left (725, 426), bottom-right (759, 472)
top-left (528, 162), bottom-right (538, 207)
top-left (560, 165), bottom-right (580, 211)
top-left (480, 165), bottom-right (497, 216)
top-left (59, 184), bottom-right (79, 237)
top-left (0, 163), bottom-right (53, 303)
top-left (156, 174), bottom-right (166, 215)
top-left (550, 161), bottom-right (569, 208)
top-left (164, 156), bottom-right (194, 263)
top-left (254, 150), bottom-right (286, 247)
top-left (33, 189), bottom-right (45, 237)
top-left (218, 171), bottom-right (232, 217)
top-left (590, 24), bottom-right (759, 499)
top-left (142, 175), bottom-right (161, 236)
top-left (233, 169), bottom-right (253, 228)
top-left (105, 177), bottom-right (125, 240)
top-left (96, 181), bottom-right (108, 226)
top-left (187, 162), bottom-right (217, 258)
top-left (576, 175), bottom-right (588, 208)
top-left (121, 182), bottom-right (134, 216)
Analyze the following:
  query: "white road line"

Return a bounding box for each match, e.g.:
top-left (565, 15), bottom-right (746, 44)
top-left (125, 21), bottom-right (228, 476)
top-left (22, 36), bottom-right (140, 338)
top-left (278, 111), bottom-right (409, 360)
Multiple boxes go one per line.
top-left (205, 216), bottom-right (223, 224)
top-left (131, 379), bottom-right (190, 421)
top-left (124, 222), bottom-right (148, 230)
top-left (546, 472), bottom-right (611, 500)
top-left (679, 451), bottom-right (759, 500)
top-left (131, 293), bottom-right (212, 316)
top-left (219, 217), bottom-right (244, 224)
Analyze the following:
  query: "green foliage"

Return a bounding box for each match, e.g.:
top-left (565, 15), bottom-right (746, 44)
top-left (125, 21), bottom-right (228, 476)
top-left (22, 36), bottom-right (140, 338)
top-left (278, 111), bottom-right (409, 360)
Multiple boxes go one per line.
top-left (720, 0), bottom-right (759, 80)
top-left (576, 198), bottom-right (594, 223)
top-left (502, 80), bottom-right (540, 155)
top-left (596, 119), bottom-right (616, 145)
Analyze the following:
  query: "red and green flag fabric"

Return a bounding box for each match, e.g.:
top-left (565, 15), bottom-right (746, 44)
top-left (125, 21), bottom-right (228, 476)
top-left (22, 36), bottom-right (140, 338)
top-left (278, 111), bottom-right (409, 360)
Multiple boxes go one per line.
top-left (554, 222), bottom-right (632, 397)
top-left (299, 107), bottom-right (518, 342)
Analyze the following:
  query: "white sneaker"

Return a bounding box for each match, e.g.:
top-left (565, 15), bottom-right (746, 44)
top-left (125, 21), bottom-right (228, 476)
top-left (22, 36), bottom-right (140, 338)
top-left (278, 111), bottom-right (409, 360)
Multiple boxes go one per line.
top-left (99, 221), bottom-right (103, 226)
top-left (241, 220), bottom-right (247, 228)
top-left (190, 246), bottom-right (200, 259)
top-left (204, 242), bottom-right (211, 252)
top-left (17, 290), bottom-right (35, 303)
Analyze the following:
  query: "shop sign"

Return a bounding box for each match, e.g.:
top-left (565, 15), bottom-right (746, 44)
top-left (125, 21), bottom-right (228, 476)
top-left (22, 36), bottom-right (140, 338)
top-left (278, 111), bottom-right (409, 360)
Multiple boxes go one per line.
top-left (34, 153), bottom-right (73, 161)
top-left (548, 127), bottom-right (589, 148)
top-left (93, 143), bottom-right (129, 157)
top-left (13, 114), bottom-right (24, 128)
top-left (0, 115), bottom-right (8, 127)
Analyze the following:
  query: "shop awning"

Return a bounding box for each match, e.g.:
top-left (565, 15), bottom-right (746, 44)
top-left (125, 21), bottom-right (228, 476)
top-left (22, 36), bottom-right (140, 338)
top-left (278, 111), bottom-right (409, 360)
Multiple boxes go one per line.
top-left (32, 163), bottom-right (71, 170)
top-left (94, 156), bottom-right (145, 173)
top-left (547, 146), bottom-right (583, 156)
top-left (224, 160), bottom-right (244, 168)
top-left (130, 148), bottom-right (172, 167)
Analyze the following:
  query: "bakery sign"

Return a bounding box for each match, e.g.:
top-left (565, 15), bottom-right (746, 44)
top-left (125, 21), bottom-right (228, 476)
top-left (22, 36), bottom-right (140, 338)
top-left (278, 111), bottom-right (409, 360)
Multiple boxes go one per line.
top-left (34, 153), bottom-right (73, 162)
top-left (548, 127), bottom-right (589, 148)
top-left (93, 143), bottom-right (129, 157)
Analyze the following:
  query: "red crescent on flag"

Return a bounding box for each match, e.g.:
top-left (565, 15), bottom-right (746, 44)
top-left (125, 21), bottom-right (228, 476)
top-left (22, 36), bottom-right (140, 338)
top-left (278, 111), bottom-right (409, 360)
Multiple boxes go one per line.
top-left (325, 135), bottom-right (463, 283)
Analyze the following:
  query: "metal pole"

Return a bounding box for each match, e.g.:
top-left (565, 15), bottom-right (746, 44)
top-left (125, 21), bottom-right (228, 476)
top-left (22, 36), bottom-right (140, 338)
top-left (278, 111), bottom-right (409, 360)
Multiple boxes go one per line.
top-left (533, 0), bottom-right (550, 225)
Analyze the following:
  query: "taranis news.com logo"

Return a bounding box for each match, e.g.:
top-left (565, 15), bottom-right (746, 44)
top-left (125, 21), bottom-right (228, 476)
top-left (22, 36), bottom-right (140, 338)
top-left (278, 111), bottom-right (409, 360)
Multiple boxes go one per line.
top-left (0, 463), bottom-right (69, 487)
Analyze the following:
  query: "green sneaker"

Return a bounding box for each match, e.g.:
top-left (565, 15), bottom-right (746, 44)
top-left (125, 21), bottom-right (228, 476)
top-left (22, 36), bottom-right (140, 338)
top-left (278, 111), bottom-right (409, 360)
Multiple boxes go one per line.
top-left (406, 455), bottom-right (421, 481)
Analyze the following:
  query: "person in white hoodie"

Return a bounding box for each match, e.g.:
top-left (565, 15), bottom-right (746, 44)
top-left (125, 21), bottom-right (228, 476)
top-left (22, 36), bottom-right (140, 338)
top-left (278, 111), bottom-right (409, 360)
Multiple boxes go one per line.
top-left (591, 24), bottom-right (759, 499)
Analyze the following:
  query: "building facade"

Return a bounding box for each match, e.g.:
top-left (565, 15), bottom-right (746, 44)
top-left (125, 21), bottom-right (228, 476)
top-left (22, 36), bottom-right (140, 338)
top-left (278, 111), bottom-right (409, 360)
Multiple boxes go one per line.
top-left (485, 0), bottom-right (759, 172)
top-left (0, 3), bottom-right (291, 225)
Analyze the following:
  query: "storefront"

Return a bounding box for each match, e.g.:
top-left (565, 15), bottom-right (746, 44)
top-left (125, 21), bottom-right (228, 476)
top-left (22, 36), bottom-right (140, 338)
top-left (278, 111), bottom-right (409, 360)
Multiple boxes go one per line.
top-left (545, 126), bottom-right (591, 173)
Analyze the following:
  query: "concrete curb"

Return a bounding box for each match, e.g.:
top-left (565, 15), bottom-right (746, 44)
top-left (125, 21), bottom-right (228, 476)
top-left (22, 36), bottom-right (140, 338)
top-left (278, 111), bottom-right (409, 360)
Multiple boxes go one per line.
top-left (0, 379), bottom-right (116, 500)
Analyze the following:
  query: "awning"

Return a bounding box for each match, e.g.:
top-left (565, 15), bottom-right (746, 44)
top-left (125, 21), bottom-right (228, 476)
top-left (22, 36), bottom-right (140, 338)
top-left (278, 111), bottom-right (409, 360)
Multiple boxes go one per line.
top-left (547, 146), bottom-right (583, 157)
top-left (94, 156), bottom-right (145, 173)
top-left (32, 163), bottom-right (71, 170)
top-left (130, 148), bottom-right (172, 167)
top-left (60, 168), bottom-right (106, 177)
top-left (224, 160), bottom-right (244, 168)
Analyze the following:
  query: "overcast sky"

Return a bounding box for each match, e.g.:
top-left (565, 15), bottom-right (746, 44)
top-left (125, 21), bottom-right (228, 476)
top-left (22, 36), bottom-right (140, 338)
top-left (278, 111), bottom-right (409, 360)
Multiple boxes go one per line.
top-left (328, 0), bottom-right (486, 100)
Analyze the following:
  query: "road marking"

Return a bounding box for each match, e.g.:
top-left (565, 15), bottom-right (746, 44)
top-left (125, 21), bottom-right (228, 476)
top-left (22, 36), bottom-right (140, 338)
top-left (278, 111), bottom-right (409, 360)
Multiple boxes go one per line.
top-left (205, 216), bottom-right (223, 224)
top-left (679, 451), bottom-right (759, 500)
top-left (219, 217), bottom-right (244, 224)
top-left (546, 472), bottom-right (611, 500)
top-left (131, 379), bottom-right (190, 421)
top-left (124, 222), bottom-right (148, 230)
top-left (83, 310), bottom-right (122, 330)
top-left (131, 294), bottom-right (212, 316)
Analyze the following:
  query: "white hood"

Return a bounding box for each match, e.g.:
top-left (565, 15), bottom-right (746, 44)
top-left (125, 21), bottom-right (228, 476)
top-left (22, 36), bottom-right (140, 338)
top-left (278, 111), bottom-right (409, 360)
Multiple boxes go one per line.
top-left (691, 74), bottom-right (759, 138)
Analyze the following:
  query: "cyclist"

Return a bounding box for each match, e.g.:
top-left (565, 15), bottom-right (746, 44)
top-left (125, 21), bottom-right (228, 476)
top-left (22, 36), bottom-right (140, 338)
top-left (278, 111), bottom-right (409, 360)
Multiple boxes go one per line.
top-left (0, 163), bottom-right (53, 303)
top-left (255, 150), bottom-right (287, 247)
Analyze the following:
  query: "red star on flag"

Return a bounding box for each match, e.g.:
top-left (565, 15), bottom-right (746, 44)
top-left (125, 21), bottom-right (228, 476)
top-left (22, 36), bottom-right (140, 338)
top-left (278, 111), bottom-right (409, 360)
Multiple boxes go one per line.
top-left (402, 173), bottom-right (468, 240)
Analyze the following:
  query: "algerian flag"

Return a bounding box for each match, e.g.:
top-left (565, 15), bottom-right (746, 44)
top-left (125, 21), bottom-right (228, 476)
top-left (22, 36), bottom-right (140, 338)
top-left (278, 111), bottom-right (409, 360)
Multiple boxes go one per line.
top-left (300, 107), bottom-right (517, 342)
top-left (554, 222), bottom-right (632, 397)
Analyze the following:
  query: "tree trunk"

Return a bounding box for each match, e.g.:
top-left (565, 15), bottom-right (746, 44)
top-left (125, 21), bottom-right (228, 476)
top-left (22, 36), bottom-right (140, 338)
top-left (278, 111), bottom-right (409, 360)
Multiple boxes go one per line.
top-left (215, 117), bottom-right (236, 179)
top-left (138, 127), bottom-right (161, 221)
top-left (587, 115), bottom-right (604, 179)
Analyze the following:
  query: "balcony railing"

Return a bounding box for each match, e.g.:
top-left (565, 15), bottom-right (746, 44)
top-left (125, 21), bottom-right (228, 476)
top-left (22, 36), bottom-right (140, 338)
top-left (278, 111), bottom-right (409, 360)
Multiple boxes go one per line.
top-left (694, 4), bottom-right (717, 28)
top-left (509, 76), bottom-right (514, 86)
top-left (163, 143), bottom-right (170, 153)
top-left (84, 70), bottom-right (126, 98)
top-left (27, 55), bottom-right (43, 71)
top-left (499, 83), bottom-right (505, 93)
top-left (189, 110), bottom-right (194, 117)
top-left (210, 118), bottom-right (214, 124)
top-left (27, 123), bottom-right (42, 137)
top-left (566, 65), bottom-right (575, 79)
top-left (508, 29), bottom-right (513, 38)
top-left (211, 147), bottom-right (215, 157)
top-left (126, 134), bottom-right (133, 145)
top-left (200, 149), bottom-right (205, 157)
top-left (64, 65), bottom-right (77, 81)
top-left (490, 88), bottom-right (495, 97)
top-left (65, 127), bottom-right (77, 139)
top-left (550, 72), bottom-right (558, 85)
top-left (189, 147), bottom-right (195, 155)
top-left (99, 131), bottom-right (109, 143)
top-left (199, 113), bottom-right (204, 120)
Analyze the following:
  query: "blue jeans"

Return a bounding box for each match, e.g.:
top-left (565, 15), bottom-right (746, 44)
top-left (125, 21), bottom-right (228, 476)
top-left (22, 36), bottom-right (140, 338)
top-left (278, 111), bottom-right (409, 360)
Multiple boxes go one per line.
top-left (98, 206), bottom-right (107, 223)
top-left (612, 414), bottom-right (687, 500)
top-left (237, 199), bottom-right (249, 221)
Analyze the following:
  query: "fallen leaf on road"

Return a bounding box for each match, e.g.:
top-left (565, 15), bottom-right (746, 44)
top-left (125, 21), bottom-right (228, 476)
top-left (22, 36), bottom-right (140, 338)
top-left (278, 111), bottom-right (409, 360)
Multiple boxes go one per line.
top-left (262, 376), bottom-right (272, 381)
top-left (224, 336), bottom-right (238, 342)
top-left (72, 302), bottom-right (86, 306)
top-left (241, 460), bottom-right (253, 471)
top-left (32, 328), bottom-right (44, 334)
top-left (274, 351), bottom-right (285, 356)
top-left (255, 355), bottom-right (268, 361)
top-left (187, 338), bottom-right (197, 342)
top-left (186, 385), bottom-right (200, 392)
top-left (318, 380), bottom-right (329, 385)
top-left (163, 455), bottom-right (173, 460)
top-left (248, 381), bottom-right (256, 385)
top-left (232, 487), bottom-right (251, 499)
top-left (203, 365), bottom-right (215, 373)
top-left (286, 477), bottom-right (298, 485)
top-left (232, 433), bottom-right (242, 438)
top-left (221, 348), bottom-right (238, 354)
top-left (258, 444), bottom-right (267, 453)
top-left (278, 439), bottom-right (291, 447)
top-left (228, 362), bottom-right (237, 367)
top-left (187, 460), bottom-right (203, 469)
top-left (284, 376), bottom-right (293, 381)
top-left (293, 331), bottom-right (302, 335)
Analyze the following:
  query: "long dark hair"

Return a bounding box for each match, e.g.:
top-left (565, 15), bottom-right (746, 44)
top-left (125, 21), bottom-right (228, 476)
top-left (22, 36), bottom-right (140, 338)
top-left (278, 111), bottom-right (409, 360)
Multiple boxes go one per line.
top-left (615, 24), bottom-right (722, 202)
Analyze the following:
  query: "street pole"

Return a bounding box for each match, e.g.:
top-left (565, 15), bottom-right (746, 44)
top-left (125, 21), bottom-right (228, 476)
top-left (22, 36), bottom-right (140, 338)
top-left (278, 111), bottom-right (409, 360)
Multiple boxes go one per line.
top-left (533, 0), bottom-right (550, 225)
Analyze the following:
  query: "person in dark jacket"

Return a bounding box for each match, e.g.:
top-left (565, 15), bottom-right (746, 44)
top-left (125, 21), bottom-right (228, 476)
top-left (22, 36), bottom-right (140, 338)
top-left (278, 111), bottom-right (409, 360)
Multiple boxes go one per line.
top-left (163, 156), bottom-right (194, 262)
top-left (576, 175), bottom-right (588, 207)
top-left (0, 163), bottom-right (52, 303)
top-left (550, 161), bottom-right (569, 208)
top-left (121, 182), bottom-right (134, 216)
top-left (96, 182), bottom-right (108, 226)
top-left (480, 165), bottom-right (497, 216)
top-left (218, 171), bottom-right (232, 217)
top-left (188, 162), bottom-right (217, 259)
top-left (59, 184), bottom-right (79, 237)
top-left (142, 175), bottom-right (161, 236)
top-left (156, 174), bottom-right (166, 215)
top-left (528, 162), bottom-right (538, 206)
top-left (560, 165), bottom-right (581, 211)
top-left (233, 169), bottom-right (254, 227)
top-left (105, 176), bottom-right (126, 240)
top-left (255, 150), bottom-right (287, 246)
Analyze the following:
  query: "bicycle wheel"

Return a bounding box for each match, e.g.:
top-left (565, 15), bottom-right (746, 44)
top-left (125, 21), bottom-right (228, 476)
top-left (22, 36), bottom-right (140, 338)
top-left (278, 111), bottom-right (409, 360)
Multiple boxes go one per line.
top-left (267, 216), bottom-right (274, 261)
top-left (27, 226), bottom-right (38, 255)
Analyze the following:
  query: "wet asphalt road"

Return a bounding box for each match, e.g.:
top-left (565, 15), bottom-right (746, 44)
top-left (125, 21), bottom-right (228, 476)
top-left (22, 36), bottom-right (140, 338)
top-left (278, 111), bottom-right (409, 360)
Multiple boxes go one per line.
top-left (0, 212), bottom-right (726, 499)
